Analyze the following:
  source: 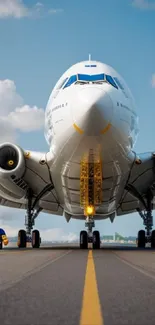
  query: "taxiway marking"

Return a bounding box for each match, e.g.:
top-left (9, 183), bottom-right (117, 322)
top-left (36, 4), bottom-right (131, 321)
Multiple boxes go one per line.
top-left (80, 250), bottom-right (104, 325)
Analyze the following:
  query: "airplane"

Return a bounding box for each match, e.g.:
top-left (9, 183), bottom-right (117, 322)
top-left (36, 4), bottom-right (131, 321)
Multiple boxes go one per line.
top-left (0, 57), bottom-right (155, 250)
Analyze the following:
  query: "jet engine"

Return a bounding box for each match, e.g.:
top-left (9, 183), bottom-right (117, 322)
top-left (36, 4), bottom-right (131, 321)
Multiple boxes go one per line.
top-left (0, 143), bottom-right (27, 200)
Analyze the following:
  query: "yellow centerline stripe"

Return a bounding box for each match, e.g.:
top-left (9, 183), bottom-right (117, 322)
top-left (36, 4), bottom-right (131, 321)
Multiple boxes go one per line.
top-left (80, 250), bottom-right (104, 325)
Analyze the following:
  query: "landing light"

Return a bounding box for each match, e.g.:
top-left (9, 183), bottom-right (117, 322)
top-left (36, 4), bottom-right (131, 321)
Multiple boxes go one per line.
top-left (86, 205), bottom-right (95, 215)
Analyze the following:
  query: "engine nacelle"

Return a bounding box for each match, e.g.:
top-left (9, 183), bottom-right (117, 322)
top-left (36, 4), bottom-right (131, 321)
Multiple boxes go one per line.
top-left (0, 143), bottom-right (27, 200)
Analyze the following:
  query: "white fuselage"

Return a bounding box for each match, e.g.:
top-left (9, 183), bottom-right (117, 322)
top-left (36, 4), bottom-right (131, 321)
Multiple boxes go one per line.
top-left (44, 60), bottom-right (139, 220)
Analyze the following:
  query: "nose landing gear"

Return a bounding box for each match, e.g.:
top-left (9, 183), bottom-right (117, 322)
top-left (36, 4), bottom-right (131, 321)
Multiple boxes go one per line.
top-left (80, 216), bottom-right (100, 249)
top-left (80, 231), bottom-right (88, 249)
top-left (93, 230), bottom-right (100, 249)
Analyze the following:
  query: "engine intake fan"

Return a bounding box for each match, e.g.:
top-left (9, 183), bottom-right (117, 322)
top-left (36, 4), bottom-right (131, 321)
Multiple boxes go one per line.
top-left (0, 146), bottom-right (19, 171)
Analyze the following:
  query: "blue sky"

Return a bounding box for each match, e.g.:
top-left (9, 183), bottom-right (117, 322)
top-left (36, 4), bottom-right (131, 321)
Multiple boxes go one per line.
top-left (0, 0), bottom-right (155, 239)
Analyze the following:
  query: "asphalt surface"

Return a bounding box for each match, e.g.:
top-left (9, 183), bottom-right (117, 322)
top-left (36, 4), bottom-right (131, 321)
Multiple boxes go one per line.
top-left (1, 244), bottom-right (155, 325)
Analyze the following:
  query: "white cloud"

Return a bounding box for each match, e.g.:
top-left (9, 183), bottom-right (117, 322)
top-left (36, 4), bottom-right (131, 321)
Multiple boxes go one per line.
top-left (151, 74), bottom-right (155, 87)
top-left (0, 79), bottom-right (23, 115)
top-left (0, 207), bottom-right (78, 243)
top-left (0, 208), bottom-right (78, 243)
top-left (35, 2), bottom-right (44, 9)
top-left (40, 228), bottom-right (78, 242)
top-left (0, 0), bottom-right (28, 18)
top-left (132, 0), bottom-right (155, 10)
top-left (0, 0), bottom-right (63, 19)
top-left (0, 79), bottom-right (44, 143)
top-left (0, 222), bottom-right (78, 242)
top-left (0, 119), bottom-right (16, 143)
top-left (0, 207), bottom-right (19, 222)
top-left (48, 8), bottom-right (64, 15)
top-left (7, 105), bottom-right (45, 132)
top-left (0, 224), bottom-right (19, 236)
top-left (0, 208), bottom-right (21, 235)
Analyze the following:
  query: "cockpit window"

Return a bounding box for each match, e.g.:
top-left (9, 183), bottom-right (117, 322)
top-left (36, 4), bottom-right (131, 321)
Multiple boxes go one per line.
top-left (63, 75), bottom-right (77, 88)
top-left (62, 73), bottom-right (118, 89)
top-left (77, 73), bottom-right (105, 82)
top-left (106, 75), bottom-right (118, 89)
top-left (113, 77), bottom-right (124, 90)
top-left (113, 77), bottom-right (129, 98)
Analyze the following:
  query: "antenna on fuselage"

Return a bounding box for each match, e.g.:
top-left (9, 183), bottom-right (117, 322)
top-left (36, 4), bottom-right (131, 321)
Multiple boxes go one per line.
top-left (89, 53), bottom-right (91, 61)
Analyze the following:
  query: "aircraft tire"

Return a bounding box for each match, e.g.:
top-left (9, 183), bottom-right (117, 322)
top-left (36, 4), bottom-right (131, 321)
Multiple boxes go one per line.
top-left (32, 230), bottom-right (40, 248)
top-left (137, 230), bottom-right (146, 248)
top-left (151, 230), bottom-right (155, 248)
top-left (93, 230), bottom-right (100, 249)
top-left (80, 231), bottom-right (88, 249)
top-left (18, 230), bottom-right (27, 248)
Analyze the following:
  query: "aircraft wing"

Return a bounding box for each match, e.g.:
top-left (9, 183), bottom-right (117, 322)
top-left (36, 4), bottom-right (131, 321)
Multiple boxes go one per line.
top-left (117, 152), bottom-right (155, 216)
top-left (0, 143), bottom-right (63, 216)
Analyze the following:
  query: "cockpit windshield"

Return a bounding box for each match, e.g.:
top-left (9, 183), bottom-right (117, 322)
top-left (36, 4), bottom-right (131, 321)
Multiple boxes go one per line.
top-left (77, 73), bottom-right (105, 82)
top-left (63, 73), bottom-right (118, 89)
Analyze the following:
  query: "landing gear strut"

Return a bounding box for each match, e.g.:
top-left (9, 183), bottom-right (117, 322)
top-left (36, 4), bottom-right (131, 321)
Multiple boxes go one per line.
top-left (85, 216), bottom-right (95, 243)
top-left (18, 188), bottom-right (41, 249)
top-left (137, 190), bottom-right (155, 248)
top-left (80, 216), bottom-right (100, 249)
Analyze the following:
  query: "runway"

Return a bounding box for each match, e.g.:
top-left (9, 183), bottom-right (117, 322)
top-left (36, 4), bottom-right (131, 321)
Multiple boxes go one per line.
top-left (0, 244), bottom-right (155, 325)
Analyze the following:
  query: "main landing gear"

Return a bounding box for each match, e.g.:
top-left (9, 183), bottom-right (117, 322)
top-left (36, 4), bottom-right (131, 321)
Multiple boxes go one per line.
top-left (18, 229), bottom-right (41, 249)
top-left (137, 190), bottom-right (155, 248)
top-left (17, 188), bottom-right (41, 249)
top-left (80, 216), bottom-right (100, 249)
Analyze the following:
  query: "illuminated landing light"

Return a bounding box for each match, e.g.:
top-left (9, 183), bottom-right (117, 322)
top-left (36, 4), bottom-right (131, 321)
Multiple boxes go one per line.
top-left (85, 205), bottom-right (95, 216)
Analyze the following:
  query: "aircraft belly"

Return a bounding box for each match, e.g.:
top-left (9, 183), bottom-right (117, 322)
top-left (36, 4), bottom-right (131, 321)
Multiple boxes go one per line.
top-left (62, 161), bottom-right (121, 216)
top-left (51, 132), bottom-right (131, 219)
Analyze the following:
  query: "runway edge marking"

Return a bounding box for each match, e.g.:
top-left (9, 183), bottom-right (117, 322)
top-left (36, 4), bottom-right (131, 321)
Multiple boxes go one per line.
top-left (80, 250), bottom-right (104, 325)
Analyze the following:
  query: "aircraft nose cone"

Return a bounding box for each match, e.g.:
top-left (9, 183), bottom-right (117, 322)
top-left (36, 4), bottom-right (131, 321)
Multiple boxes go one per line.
top-left (73, 87), bottom-right (113, 135)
